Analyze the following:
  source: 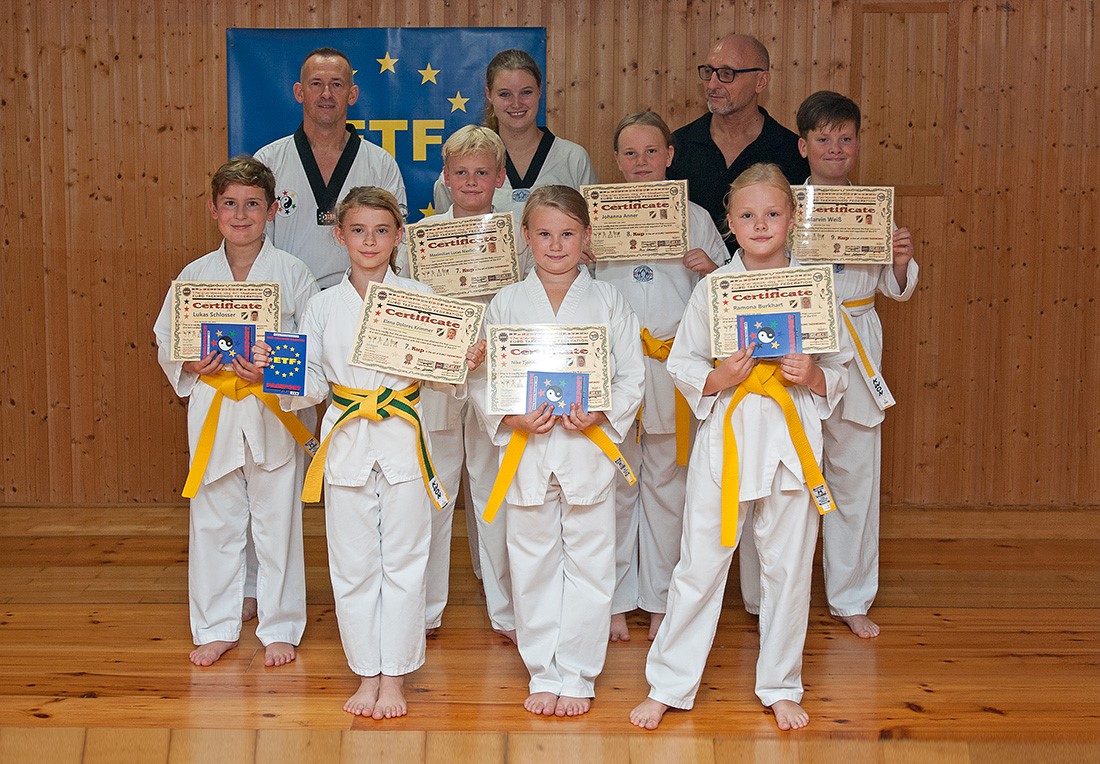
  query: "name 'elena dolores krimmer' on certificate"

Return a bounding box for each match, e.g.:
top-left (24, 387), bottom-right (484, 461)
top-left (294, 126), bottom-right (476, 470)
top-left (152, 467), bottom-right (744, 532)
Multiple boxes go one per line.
top-left (349, 282), bottom-right (485, 385)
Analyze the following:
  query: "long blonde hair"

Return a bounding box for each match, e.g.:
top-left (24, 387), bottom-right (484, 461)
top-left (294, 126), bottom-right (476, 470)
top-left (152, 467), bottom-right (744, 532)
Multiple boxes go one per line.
top-left (520, 185), bottom-right (590, 231)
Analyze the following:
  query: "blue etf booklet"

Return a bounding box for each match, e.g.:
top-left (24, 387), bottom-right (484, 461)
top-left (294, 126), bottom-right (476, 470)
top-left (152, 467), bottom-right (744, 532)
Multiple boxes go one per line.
top-left (737, 312), bottom-right (802, 358)
top-left (201, 323), bottom-right (255, 364)
top-left (262, 332), bottom-right (307, 396)
top-left (526, 371), bottom-right (589, 415)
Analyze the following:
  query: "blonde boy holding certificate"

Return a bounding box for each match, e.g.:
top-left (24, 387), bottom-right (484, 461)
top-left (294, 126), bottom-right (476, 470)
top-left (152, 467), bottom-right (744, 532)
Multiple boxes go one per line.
top-left (739, 92), bottom-right (918, 639)
top-left (400, 126), bottom-right (528, 639)
top-left (594, 111), bottom-right (728, 643)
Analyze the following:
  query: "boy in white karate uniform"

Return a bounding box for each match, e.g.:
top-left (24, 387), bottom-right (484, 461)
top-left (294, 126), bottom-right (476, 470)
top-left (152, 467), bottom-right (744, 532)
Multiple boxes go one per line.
top-left (473, 185), bottom-right (644, 717)
top-left (630, 164), bottom-right (850, 732)
top-left (594, 111), bottom-right (728, 642)
top-left (738, 92), bottom-right (918, 639)
top-left (397, 126), bottom-right (531, 638)
top-left (153, 156), bottom-right (318, 667)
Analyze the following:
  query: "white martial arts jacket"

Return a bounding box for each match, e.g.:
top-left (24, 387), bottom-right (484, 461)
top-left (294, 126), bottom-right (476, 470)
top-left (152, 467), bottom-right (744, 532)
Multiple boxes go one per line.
top-left (667, 253), bottom-right (852, 500)
top-left (594, 201), bottom-right (727, 434)
top-left (472, 268), bottom-right (645, 506)
top-left (153, 239), bottom-right (319, 484)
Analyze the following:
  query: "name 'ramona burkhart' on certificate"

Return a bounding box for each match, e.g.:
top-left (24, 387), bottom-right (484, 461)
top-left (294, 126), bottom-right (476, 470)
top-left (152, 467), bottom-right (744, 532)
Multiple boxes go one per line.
top-left (581, 179), bottom-right (689, 260)
top-left (168, 280), bottom-right (281, 361)
top-left (791, 185), bottom-right (894, 264)
top-left (406, 213), bottom-right (520, 298)
top-left (707, 265), bottom-right (840, 356)
top-left (486, 324), bottom-right (612, 415)
top-left (349, 282), bottom-right (485, 385)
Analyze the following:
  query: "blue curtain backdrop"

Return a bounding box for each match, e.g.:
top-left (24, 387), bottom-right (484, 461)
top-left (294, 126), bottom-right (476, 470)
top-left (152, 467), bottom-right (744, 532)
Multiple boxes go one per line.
top-left (227, 28), bottom-right (547, 221)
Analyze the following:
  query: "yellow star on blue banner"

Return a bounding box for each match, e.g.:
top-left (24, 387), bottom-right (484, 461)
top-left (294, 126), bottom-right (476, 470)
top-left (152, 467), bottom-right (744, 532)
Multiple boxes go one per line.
top-left (447, 91), bottom-right (469, 112)
top-left (418, 64), bottom-right (440, 84)
top-left (420, 202), bottom-right (436, 218)
top-left (377, 52), bottom-right (398, 73)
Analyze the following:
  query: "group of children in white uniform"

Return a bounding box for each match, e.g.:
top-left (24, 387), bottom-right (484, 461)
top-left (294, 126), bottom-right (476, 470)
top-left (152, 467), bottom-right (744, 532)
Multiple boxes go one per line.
top-left (154, 64), bottom-right (916, 727)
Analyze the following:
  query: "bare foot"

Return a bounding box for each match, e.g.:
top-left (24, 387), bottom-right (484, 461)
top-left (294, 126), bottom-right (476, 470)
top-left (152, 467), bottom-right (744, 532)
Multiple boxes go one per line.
top-left (494, 627), bottom-right (518, 645)
top-left (264, 642), bottom-right (296, 667)
top-left (647, 612), bottom-right (665, 641)
top-left (836, 613), bottom-right (880, 639)
top-left (555, 695), bottom-right (591, 717)
top-left (629, 698), bottom-right (669, 730)
top-left (373, 674), bottom-right (408, 719)
top-left (344, 675), bottom-right (380, 716)
top-left (241, 597), bottom-right (257, 622)
top-left (426, 627), bottom-right (439, 639)
top-left (609, 613), bottom-right (631, 642)
top-left (524, 691), bottom-right (559, 716)
top-left (770, 699), bottom-right (809, 730)
top-left (188, 640), bottom-right (237, 667)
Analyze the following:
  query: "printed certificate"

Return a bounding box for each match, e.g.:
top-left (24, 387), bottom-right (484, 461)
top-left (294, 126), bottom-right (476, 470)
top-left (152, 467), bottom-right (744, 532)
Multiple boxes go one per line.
top-left (406, 213), bottom-right (520, 298)
top-left (707, 265), bottom-right (839, 355)
top-left (168, 281), bottom-right (281, 361)
top-left (486, 324), bottom-right (612, 414)
top-left (582, 180), bottom-right (689, 261)
top-left (349, 282), bottom-right (484, 385)
top-left (791, 185), bottom-right (894, 264)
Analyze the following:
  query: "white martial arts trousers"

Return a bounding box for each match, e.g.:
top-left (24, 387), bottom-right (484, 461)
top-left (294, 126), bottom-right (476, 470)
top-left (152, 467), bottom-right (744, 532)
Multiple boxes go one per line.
top-left (325, 473), bottom-right (430, 677)
top-left (471, 407), bottom-right (515, 632)
top-left (646, 470), bottom-right (819, 708)
top-left (739, 416), bottom-right (881, 619)
top-left (425, 428), bottom-right (462, 630)
top-left (613, 430), bottom-right (689, 615)
top-left (508, 479), bottom-right (615, 697)
top-left (188, 447), bottom-right (306, 647)
top-left (820, 415), bottom-right (881, 617)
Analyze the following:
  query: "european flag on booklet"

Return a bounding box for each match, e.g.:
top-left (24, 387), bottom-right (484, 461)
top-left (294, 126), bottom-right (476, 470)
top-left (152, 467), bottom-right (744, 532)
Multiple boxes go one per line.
top-left (263, 332), bottom-right (307, 396)
top-left (201, 323), bottom-right (255, 364)
top-left (526, 371), bottom-right (588, 415)
top-left (738, 312), bottom-right (802, 358)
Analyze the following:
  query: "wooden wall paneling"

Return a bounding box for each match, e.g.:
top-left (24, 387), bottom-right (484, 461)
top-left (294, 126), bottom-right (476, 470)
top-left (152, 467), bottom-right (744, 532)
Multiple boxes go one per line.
top-left (591, 0), bottom-right (618, 183)
top-left (609, 0), bottom-right (640, 181)
top-left (0, 1), bottom-right (42, 503)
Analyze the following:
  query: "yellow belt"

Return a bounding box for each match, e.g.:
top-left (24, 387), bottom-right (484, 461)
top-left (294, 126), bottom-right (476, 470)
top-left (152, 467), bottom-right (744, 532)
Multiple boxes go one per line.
top-left (840, 296), bottom-right (895, 410)
top-left (483, 424), bottom-right (636, 524)
top-left (719, 362), bottom-right (836, 546)
top-left (640, 328), bottom-right (691, 466)
top-left (183, 370), bottom-right (319, 499)
top-left (302, 383), bottom-right (449, 510)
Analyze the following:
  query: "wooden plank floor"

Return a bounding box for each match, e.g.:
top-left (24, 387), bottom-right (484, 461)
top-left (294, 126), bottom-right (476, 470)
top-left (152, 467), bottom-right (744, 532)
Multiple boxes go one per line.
top-left (0, 504), bottom-right (1098, 763)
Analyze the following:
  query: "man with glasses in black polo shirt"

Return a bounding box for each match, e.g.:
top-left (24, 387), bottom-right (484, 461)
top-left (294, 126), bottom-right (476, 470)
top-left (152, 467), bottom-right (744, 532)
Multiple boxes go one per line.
top-left (668, 34), bottom-right (808, 257)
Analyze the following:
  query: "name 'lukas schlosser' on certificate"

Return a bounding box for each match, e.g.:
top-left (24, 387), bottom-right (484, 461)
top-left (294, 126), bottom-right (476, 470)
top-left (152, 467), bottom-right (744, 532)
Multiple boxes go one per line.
top-left (168, 280), bottom-right (281, 361)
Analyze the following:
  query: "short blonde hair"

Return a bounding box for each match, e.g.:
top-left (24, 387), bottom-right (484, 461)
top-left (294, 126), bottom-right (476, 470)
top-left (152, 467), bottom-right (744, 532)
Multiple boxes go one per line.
top-left (521, 185), bottom-right (590, 231)
top-left (613, 110), bottom-right (672, 152)
top-left (336, 186), bottom-right (404, 272)
top-left (442, 125), bottom-right (506, 170)
top-left (726, 162), bottom-right (795, 214)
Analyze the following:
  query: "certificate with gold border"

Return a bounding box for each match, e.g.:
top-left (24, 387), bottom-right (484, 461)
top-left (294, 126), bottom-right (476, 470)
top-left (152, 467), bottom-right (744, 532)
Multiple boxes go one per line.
top-left (707, 266), bottom-right (839, 355)
top-left (406, 213), bottom-right (520, 298)
top-left (486, 324), bottom-right (612, 414)
top-left (582, 180), bottom-right (689, 261)
top-left (168, 280), bottom-right (281, 361)
top-left (349, 282), bottom-right (484, 385)
top-left (791, 185), bottom-right (894, 264)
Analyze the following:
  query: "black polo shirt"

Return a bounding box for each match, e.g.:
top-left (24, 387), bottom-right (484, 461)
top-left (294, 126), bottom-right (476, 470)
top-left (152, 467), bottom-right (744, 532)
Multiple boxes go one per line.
top-left (668, 107), bottom-right (809, 256)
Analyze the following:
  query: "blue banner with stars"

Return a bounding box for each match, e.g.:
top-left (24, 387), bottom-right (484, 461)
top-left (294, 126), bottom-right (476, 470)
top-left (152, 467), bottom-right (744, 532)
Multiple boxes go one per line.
top-left (227, 28), bottom-right (547, 221)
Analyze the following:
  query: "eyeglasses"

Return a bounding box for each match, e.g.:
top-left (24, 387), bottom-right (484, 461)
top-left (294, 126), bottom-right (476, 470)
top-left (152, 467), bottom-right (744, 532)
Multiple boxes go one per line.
top-left (697, 65), bottom-right (766, 83)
